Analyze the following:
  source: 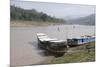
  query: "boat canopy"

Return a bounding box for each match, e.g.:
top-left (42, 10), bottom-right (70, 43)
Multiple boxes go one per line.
top-left (37, 33), bottom-right (46, 36)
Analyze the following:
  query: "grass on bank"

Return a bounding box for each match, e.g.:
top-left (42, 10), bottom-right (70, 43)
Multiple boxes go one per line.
top-left (48, 42), bottom-right (95, 64)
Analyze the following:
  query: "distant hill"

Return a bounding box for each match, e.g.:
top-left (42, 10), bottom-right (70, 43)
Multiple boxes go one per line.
top-left (10, 6), bottom-right (65, 23)
top-left (65, 14), bottom-right (95, 25)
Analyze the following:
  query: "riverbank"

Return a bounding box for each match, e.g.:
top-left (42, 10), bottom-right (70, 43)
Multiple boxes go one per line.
top-left (10, 21), bottom-right (65, 27)
top-left (47, 42), bottom-right (95, 64)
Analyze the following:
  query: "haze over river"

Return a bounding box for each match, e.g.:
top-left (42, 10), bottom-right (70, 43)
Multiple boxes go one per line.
top-left (10, 25), bottom-right (95, 66)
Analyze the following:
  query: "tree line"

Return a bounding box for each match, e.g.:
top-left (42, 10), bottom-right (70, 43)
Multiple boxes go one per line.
top-left (10, 6), bottom-right (65, 23)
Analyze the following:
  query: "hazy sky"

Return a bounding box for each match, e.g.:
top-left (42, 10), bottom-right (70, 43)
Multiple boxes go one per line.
top-left (11, 0), bottom-right (95, 18)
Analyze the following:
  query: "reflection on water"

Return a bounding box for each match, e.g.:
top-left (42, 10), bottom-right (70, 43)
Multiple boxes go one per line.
top-left (10, 25), bottom-right (95, 66)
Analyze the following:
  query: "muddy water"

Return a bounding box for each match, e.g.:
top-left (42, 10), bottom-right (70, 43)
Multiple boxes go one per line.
top-left (10, 25), bottom-right (95, 66)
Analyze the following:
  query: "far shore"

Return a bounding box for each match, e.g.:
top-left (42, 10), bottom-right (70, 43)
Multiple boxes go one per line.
top-left (10, 21), bottom-right (65, 27)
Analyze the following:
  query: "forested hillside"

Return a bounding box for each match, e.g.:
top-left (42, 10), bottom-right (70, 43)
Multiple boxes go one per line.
top-left (65, 14), bottom-right (95, 25)
top-left (10, 6), bottom-right (65, 23)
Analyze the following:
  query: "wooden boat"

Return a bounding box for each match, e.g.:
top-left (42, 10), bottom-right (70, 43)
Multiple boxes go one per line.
top-left (67, 36), bottom-right (95, 46)
top-left (36, 33), bottom-right (67, 56)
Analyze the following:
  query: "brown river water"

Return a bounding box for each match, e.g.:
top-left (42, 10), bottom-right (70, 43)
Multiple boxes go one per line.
top-left (10, 25), bottom-right (95, 66)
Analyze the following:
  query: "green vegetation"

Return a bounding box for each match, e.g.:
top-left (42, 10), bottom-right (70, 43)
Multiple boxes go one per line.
top-left (48, 42), bottom-right (95, 64)
top-left (10, 6), bottom-right (65, 23)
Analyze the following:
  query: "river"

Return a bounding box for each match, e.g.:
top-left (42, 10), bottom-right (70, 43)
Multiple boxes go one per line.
top-left (10, 25), bottom-right (95, 66)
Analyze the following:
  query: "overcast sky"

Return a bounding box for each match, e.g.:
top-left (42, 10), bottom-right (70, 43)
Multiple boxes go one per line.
top-left (11, 0), bottom-right (95, 19)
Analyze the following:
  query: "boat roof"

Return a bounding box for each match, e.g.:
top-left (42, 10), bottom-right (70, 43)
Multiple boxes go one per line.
top-left (68, 36), bottom-right (95, 40)
top-left (50, 40), bottom-right (66, 43)
top-left (37, 33), bottom-right (66, 43)
top-left (39, 38), bottom-right (57, 42)
top-left (38, 36), bottom-right (49, 39)
top-left (37, 33), bottom-right (46, 36)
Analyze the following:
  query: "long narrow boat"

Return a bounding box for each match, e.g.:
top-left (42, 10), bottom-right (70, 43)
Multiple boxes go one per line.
top-left (36, 33), bottom-right (67, 56)
top-left (67, 36), bottom-right (95, 46)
